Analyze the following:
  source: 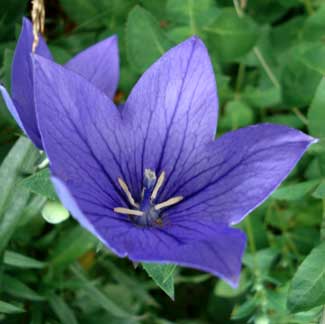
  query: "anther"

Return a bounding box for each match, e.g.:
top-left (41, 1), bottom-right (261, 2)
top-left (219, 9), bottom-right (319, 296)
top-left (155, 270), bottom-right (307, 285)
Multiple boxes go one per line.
top-left (154, 196), bottom-right (184, 210)
top-left (143, 169), bottom-right (157, 190)
top-left (118, 177), bottom-right (139, 208)
top-left (151, 171), bottom-right (165, 201)
top-left (114, 207), bottom-right (144, 216)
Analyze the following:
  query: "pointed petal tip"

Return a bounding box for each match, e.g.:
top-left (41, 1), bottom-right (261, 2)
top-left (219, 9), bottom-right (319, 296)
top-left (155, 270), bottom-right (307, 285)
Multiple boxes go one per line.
top-left (98, 34), bottom-right (118, 47)
top-left (22, 16), bottom-right (31, 24)
top-left (22, 17), bottom-right (32, 32)
top-left (309, 136), bottom-right (319, 145)
top-left (183, 35), bottom-right (205, 47)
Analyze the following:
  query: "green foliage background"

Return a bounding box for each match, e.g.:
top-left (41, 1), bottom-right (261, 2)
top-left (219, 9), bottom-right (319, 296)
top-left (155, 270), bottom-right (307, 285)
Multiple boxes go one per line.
top-left (0, 0), bottom-right (325, 323)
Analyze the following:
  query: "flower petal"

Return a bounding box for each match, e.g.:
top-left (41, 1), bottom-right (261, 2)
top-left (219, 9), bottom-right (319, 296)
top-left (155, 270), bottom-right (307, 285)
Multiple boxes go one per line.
top-left (51, 176), bottom-right (130, 256)
top-left (65, 35), bottom-right (119, 99)
top-left (121, 36), bottom-right (218, 199)
top-left (0, 85), bottom-right (26, 133)
top-left (52, 175), bottom-right (245, 286)
top-left (166, 124), bottom-right (316, 225)
top-left (11, 17), bottom-right (52, 148)
top-left (33, 55), bottom-right (127, 209)
top-left (100, 217), bottom-right (245, 287)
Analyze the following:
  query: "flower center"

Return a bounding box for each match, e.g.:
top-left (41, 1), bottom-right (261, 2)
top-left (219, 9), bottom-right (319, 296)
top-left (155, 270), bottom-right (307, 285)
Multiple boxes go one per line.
top-left (114, 169), bottom-right (183, 226)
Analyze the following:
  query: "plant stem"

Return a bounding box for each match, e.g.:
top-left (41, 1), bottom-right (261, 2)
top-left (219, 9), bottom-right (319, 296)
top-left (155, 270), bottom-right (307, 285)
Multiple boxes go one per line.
top-left (253, 48), bottom-right (280, 89)
top-left (235, 63), bottom-right (245, 95)
top-left (292, 107), bottom-right (309, 126)
top-left (233, 0), bottom-right (281, 89)
top-left (233, 0), bottom-right (244, 17)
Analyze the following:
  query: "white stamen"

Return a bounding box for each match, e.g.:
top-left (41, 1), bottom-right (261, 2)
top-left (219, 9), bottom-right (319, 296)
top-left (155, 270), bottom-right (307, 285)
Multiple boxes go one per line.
top-left (151, 171), bottom-right (165, 201)
top-left (114, 207), bottom-right (144, 216)
top-left (118, 177), bottom-right (139, 208)
top-left (154, 196), bottom-right (184, 210)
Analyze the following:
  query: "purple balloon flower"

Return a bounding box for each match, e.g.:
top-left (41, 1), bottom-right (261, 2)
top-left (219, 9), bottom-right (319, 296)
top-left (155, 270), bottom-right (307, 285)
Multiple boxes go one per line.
top-left (0, 17), bottom-right (119, 149)
top-left (32, 37), bottom-right (316, 287)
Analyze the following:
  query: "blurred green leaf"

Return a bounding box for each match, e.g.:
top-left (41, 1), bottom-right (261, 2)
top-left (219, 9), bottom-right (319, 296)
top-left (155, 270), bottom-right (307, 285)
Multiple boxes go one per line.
top-left (48, 294), bottom-right (78, 324)
top-left (20, 167), bottom-right (57, 201)
top-left (302, 44), bottom-right (325, 76)
top-left (126, 5), bottom-right (174, 73)
top-left (271, 17), bottom-right (304, 57)
top-left (205, 8), bottom-right (258, 62)
top-left (50, 226), bottom-right (97, 268)
top-left (272, 180), bottom-right (320, 201)
top-left (4, 250), bottom-right (45, 269)
top-left (281, 44), bottom-right (322, 107)
top-left (166, 0), bottom-right (218, 34)
top-left (0, 300), bottom-right (25, 314)
top-left (2, 274), bottom-right (45, 301)
top-left (288, 241), bottom-right (325, 312)
top-left (0, 0), bottom-right (26, 41)
top-left (246, 0), bottom-right (290, 23)
top-left (243, 248), bottom-right (278, 273)
top-left (0, 137), bottom-right (39, 253)
top-left (308, 77), bottom-right (325, 140)
top-left (0, 48), bottom-right (15, 125)
top-left (71, 265), bottom-right (133, 318)
top-left (242, 85), bottom-right (281, 109)
top-left (214, 270), bottom-right (249, 298)
top-left (231, 297), bottom-right (257, 320)
top-left (0, 137), bottom-right (37, 214)
top-left (219, 100), bottom-right (254, 130)
top-left (302, 5), bottom-right (325, 42)
top-left (313, 180), bottom-right (325, 199)
top-left (143, 263), bottom-right (176, 299)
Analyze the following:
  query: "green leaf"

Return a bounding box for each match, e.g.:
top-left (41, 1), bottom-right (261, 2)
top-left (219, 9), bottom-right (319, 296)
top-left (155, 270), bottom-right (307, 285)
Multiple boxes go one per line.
top-left (231, 297), bottom-right (257, 320)
top-left (0, 137), bottom-right (40, 253)
top-left (2, 274), bottom-right (45, 301)
top-left (0, 137), bottom-right (38, 215)
top-left (242, 85), bottom-right (281, 109)
top-left (50, 226), bottom-right (97, 268)
top-left (219, 100), bottom-right (254, 130)
top-left (272, 180), bottom-right (320, 201)
top-left (281, 44), bottom-right (322, 107)
top-left (308, 77), bottom-right (325, 140)
top-left (0, 300), bottom-right (25, 314)
top-left (4, 250), bottom-right (46, 269)
top-left (312, 180), bottom-right (325, 199)
top-left (48, 294), bottom-right (78, 324)
top-left (302, 44), bottom-right (325, 76)
top-left (243, 248), bottom-right (278, 273)
top-left (205, 8), bottom-right (258, 61)
top-left (143, 263), bottom-right (176, 299)
top-left (0, 0), bottom-right (26, 41)
top-left (71, 265), bottom-right (133, 318)
top-left (126, 5), bottom-right (174, 73)
top-left (288, 241), bottom-right (325, 312)
top-left (302, 5), bottom-right (325, 43)
top-left (20, 168), bottom-right (58, 201)
top-left (59, 0), bottom-right (136, 27)
top-left (214, 270), bottom-right (249, 298)
top-left (0, 49), bottom-right (16, 126)
top-left (42, 201), bottom-right (70, 224)
top-left (166, 0), bottom-right (218, 34)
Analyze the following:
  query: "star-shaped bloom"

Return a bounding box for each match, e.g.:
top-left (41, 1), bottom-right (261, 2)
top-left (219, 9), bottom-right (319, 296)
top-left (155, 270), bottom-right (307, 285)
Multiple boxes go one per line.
top-left (32, 37), bottom-right (316, 287)
top-left (0, 18), bottom-right (119, 149)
